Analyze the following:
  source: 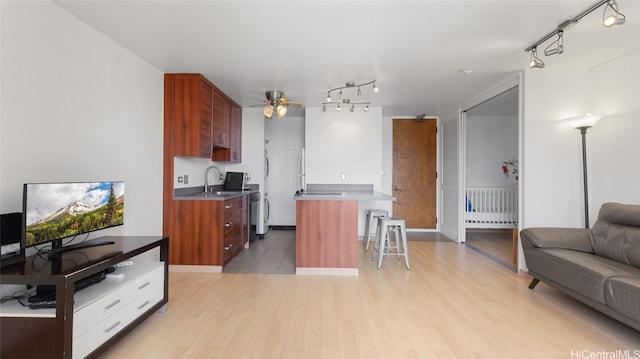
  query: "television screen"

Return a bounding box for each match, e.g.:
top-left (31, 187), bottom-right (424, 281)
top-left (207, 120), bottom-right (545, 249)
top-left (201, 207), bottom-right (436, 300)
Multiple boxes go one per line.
top-left (23, 181), bottom-right (124, 248)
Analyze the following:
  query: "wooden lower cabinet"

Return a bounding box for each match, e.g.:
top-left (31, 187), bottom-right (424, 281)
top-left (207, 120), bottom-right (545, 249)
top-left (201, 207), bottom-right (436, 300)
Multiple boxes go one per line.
top-left (295, 200), bottom-right (358, 268)
top-left (169, 197), bottom-right (246, 266)
top-left (222, 197), bottom-right (243, 265)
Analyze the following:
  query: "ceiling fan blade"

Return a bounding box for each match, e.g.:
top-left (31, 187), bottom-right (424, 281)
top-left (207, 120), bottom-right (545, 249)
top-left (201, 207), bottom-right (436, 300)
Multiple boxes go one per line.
top-left (287, 103), bottom-right (302, 108)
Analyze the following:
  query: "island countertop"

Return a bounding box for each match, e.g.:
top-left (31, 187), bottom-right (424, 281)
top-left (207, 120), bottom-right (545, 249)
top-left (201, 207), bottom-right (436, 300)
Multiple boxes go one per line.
top-left (293, 184), bottom-right (395, 201)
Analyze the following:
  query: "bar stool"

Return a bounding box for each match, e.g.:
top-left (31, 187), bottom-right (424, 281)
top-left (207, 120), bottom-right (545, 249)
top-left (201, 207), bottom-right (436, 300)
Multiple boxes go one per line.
top-left (363, 209), bottom-right (389, 250)
top-left (371, 216), bottom-right (410, 270)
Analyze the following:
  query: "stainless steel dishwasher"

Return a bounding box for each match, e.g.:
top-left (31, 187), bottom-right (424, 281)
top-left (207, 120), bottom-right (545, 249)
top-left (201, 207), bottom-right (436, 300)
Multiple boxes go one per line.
top-left (249, 192), bottom-right (261, 242)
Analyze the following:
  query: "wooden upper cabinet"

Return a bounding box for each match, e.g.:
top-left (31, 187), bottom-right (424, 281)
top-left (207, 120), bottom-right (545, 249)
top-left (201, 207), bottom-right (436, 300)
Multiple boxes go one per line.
top-left (165, 73), bottom-right (242, 162)
top-left (212, 90), bottom-right (231, 149)
top-left (212, 92), bottom-right (243, 163)
top-left (165, 74), bottom-right (214, 158)
top-left (230, 104), bottom-right (242, 163)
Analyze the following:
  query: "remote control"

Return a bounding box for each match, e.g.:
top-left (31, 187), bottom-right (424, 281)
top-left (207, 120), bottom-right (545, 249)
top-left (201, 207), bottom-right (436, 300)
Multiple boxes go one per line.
top-left (29, 300), bottom-right (56, 309)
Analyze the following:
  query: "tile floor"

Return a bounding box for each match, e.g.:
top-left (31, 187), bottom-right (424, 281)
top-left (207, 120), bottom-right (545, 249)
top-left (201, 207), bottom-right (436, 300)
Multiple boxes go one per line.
top-left (223, 229), bottom-right (455, 274)
top-left (223, 229), bottom-right (296, 274)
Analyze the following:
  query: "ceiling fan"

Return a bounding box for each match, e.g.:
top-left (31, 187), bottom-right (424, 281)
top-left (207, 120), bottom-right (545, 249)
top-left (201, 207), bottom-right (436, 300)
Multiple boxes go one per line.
top-left (260, 90), bottom-right (301, 118)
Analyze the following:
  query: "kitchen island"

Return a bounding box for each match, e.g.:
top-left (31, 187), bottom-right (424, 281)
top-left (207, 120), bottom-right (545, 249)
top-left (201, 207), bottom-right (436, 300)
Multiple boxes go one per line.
top-left (294, 184), bottom-right (395, 275)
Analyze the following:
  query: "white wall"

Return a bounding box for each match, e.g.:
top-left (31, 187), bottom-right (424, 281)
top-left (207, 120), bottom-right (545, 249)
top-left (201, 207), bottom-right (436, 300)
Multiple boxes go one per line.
top-left (305, 107), bottom-right (383, 189)
top-left (466, 116), bottom-right (518, 187)
top-left (0, 2), bottom-right (163, 238)
top-left (522, 50), bottom-right (640, 229)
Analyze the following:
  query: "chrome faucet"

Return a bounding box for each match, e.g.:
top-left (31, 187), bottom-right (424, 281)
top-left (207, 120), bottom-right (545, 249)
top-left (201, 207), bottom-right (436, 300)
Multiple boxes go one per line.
top-left (204, 165), bottom-right (222, 194)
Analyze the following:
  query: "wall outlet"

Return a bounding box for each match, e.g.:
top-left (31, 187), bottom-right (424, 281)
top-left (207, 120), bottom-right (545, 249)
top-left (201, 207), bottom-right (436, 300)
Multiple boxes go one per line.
top-left (183, 175), bottom-right (189, 184)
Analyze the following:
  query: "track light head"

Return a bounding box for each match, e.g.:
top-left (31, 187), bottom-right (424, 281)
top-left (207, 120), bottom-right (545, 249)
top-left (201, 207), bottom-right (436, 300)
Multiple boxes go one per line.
top-left (326, 93), bottom-right (331, 102)
top-left (544, 31), bottom-right (564, 56)
top-left (603, 0), bottom-right (625, 27)
top-left (373, 82), bottom-right (379, 93)
top-left (529, 48), bottom-right (545, 69)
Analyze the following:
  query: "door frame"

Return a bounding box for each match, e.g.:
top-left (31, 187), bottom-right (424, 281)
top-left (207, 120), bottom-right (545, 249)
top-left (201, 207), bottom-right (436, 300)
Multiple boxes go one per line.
top-left (455, 73), bottom-right (524, 268)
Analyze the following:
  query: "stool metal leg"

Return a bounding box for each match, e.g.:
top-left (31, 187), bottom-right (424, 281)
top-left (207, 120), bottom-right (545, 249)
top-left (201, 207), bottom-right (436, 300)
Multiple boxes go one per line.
top-left (400, 222), bottom-right (410, 269)
top-left (363, 211), bottom-right (372, 249)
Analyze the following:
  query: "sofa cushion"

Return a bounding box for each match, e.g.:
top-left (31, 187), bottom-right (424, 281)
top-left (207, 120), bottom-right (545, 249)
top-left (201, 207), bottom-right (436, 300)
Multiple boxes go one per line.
top-left (605, 275), bottom-right (640, 324)
top-left (592, 203), bottom-right (640, 267)
top-left (525, 247), bottom-right (640, 304)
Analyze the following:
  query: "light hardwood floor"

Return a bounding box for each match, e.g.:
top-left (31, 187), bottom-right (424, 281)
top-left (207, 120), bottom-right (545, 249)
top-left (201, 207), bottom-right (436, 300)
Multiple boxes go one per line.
top-left (100, 240), bottom-right (640, 358)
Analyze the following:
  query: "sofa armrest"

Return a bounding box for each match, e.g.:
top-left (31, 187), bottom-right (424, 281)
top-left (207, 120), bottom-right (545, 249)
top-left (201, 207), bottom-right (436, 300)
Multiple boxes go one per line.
top-left (520, 227), bottom-right (593, 253)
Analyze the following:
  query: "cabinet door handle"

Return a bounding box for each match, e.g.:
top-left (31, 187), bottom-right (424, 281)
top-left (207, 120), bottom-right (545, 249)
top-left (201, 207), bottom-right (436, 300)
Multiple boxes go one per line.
top-left (104, 321), bottom-right (121, 334)
top-left (137, 301), bottom-right (150, 310)
top-left (138, 281), bottom-right (151, 290)
top-left (225, 204), bottom-right (232, 209)
top-left (104, 299), bottom-right (121, 310)
top-left (224, 245), bottom-right (232, 250)
top-left (225, 222), bottom-right (232, 228)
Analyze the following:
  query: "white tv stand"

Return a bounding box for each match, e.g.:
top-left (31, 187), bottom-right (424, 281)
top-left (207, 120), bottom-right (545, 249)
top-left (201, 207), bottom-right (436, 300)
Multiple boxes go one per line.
top-left (0, 236), bottom-right (168, 359)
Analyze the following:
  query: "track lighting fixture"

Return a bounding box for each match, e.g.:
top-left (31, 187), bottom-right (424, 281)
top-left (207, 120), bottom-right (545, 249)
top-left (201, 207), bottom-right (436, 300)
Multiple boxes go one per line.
top-left (544, 31), bottom-right (564, 56)
top-left (321, 99), bottom-right (372, 113)
top-left (524, 0), bottom-right (626, 68)
top-left (323, 80), bottom-right (378, 112)
top-left (325, 80), bottom-right (378, 102)
top-left (603, 0), bottom-right (625, 27)
top-left (529, 48), bottom-right (545, 69)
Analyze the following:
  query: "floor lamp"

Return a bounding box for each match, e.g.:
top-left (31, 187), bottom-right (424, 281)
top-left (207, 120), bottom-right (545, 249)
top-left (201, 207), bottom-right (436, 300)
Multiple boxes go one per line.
top-left (565, 114), bottom-right (602, 229)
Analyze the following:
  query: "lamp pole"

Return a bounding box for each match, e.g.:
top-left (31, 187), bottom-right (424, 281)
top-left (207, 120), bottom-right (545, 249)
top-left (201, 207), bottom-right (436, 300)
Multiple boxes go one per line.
top-left (565, 113), bottom-right (601, 229)
top-left (578, 126), bottom-right (590, 228)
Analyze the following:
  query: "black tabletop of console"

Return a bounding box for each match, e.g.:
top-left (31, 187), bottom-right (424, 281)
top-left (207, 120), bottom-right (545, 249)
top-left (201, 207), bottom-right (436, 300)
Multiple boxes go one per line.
top-left (0, 236), bottom-right (166, 283)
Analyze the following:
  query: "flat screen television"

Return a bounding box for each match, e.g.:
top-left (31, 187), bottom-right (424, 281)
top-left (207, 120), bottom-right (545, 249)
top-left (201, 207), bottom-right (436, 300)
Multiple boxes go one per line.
top-left (23, 181), bottom-right (124, 259)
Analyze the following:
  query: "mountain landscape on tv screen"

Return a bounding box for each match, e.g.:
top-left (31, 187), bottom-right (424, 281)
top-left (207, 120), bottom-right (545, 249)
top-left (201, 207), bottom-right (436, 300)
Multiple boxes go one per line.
top-left (25, 185), bottom-right (124, 246)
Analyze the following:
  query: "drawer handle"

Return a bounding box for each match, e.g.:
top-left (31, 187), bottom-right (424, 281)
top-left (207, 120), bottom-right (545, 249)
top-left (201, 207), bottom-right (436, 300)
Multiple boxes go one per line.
top-left (104, 321), bottom-right (121, 334)
top-left (225, 222), bottom-right (232, 228)
top-left (105, 299), bottom-right (121, 310)
top-left (138, 281), bottom-right (151, 290)
top-left (138, 300), bottom-right (150, 310)
top-left (225, 205), bottom-right (232, 209)
top-left (224, 245), bottom-right (232, 250)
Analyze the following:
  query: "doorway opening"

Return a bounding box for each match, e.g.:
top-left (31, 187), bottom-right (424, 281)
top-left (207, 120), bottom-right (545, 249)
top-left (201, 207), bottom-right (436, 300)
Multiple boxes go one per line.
top-left (462, 86), bottom-right (519, 271)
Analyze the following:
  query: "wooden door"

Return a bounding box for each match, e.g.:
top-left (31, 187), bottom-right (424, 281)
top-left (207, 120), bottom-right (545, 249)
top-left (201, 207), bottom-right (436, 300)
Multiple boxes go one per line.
top-left (393, 118), bottom-right (437, 228)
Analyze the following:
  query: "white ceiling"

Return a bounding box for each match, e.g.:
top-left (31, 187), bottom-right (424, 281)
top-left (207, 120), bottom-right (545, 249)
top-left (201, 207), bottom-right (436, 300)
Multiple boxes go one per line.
top-left (53, 0), bottom-right (639, 117)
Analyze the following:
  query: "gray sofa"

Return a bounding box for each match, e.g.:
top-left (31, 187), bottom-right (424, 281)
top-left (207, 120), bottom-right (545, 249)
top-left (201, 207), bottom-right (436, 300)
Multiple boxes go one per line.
top-left (520, 202), bottom-right (640, 331)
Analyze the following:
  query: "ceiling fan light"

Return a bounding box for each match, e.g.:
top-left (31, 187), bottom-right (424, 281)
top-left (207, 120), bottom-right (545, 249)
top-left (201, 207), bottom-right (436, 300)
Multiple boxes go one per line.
top-left (276, 105), bottom-right (287, 118)
top-left (263, 104), bottom-right (274, 118)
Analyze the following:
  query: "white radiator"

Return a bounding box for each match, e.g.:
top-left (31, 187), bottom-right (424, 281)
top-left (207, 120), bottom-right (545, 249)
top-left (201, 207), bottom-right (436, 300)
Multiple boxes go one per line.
top-left (465, 187), bottom-right (518, 228)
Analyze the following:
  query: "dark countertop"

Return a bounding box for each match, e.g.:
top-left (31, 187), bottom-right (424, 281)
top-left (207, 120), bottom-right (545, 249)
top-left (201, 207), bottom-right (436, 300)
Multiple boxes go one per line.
top-left (173, 185), bottom-right (259, 201)
top-left (293, 184), bottom-right (395, 201)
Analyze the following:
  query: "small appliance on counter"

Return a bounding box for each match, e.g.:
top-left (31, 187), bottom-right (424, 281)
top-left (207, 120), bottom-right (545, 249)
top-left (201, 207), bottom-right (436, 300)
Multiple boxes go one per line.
top-left (224, 172), bottom-right (246, 191)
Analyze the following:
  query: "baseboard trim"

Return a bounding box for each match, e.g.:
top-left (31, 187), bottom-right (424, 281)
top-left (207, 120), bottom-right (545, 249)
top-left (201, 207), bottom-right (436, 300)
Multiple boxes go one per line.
top-left (169, 265), bottom-right (222, 273)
